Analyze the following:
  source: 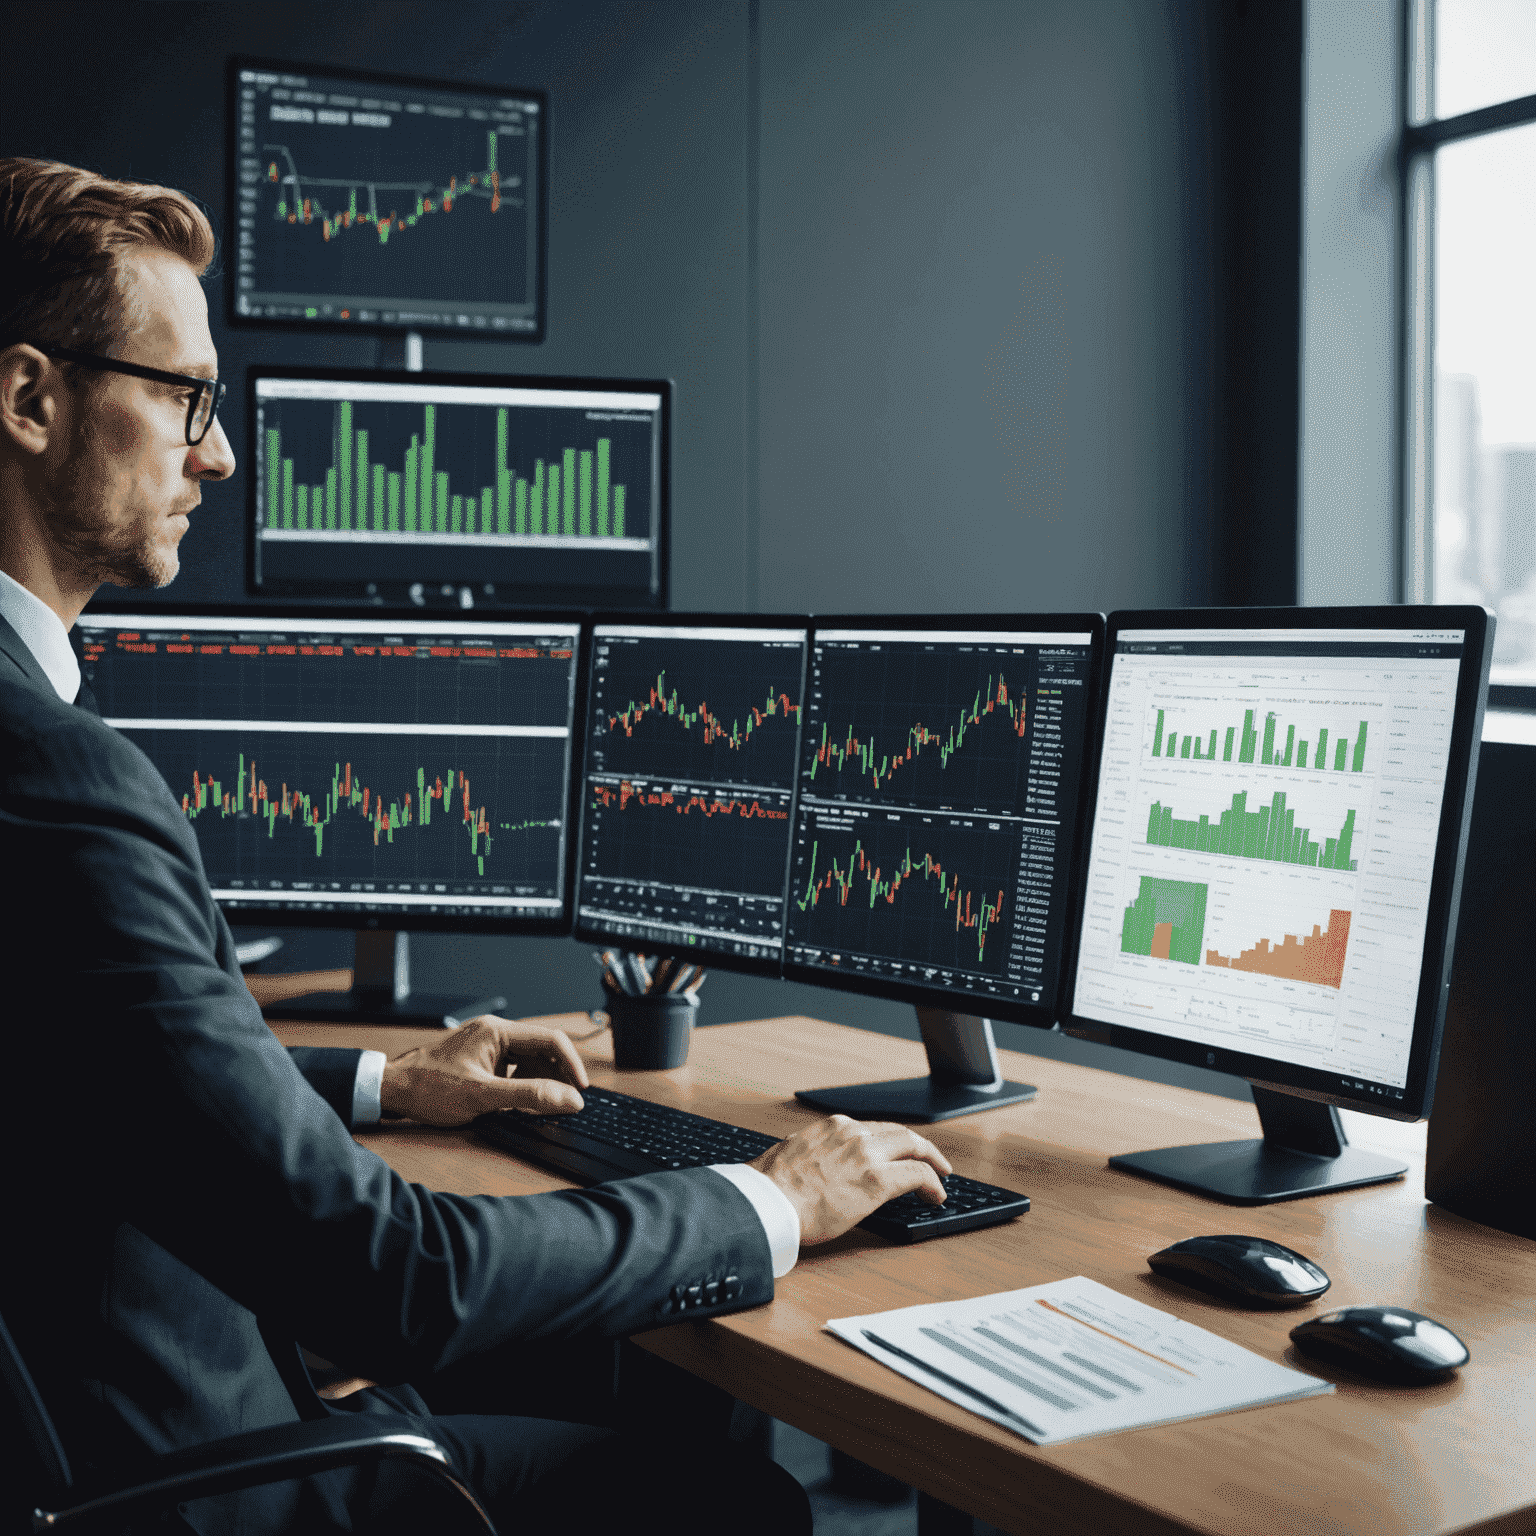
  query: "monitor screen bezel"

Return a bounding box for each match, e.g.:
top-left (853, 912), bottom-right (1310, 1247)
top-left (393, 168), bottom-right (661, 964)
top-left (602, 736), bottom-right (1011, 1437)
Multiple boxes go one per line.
top-left (77, 598), bottom-right (590, 938)
top-left (782, 611), bottom-right (1107, 1028)
top-left (243, 365), bottom-right (672, 611)
top-left (1058, 604), bottom-right (1493, 1122)
top-left (572, 611), bottom-right (812, 980)
top-left (225, 56), bottom-right (549, 341)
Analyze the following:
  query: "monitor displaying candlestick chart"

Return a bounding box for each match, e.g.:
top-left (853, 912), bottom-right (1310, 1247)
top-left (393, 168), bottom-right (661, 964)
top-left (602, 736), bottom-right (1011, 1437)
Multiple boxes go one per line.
top-left (249, 369), bottom-right (668, 610)
top-left (574, 620), bottom-right (808, 973)
top-left (1065, 611), bottom-right (1493, 1118)
top-left (76, 609), bottom-right (581, 933)
top-left (783, 617), bottom-right (1103, 1025)
top-left (229, 61), bottom-right (545, 336)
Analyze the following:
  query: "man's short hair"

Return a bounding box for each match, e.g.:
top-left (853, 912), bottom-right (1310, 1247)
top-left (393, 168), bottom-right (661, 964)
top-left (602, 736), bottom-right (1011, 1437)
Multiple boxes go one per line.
top-left (0, 158), bottom-right (216, 359)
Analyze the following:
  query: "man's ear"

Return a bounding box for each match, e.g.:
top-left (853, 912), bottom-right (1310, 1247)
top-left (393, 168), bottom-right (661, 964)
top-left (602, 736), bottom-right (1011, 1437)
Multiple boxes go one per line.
top-left (0, 344), bottom-right (59, 457)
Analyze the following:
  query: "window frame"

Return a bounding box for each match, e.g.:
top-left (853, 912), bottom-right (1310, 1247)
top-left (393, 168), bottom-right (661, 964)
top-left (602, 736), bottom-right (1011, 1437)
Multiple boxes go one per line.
top-left (1401, 0), bottom-right (1536, 707)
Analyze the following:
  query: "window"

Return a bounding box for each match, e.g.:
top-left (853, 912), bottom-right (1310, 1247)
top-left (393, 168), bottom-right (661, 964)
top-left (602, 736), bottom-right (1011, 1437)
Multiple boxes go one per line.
top-left (1406, 0), bottom-right (1536, 694)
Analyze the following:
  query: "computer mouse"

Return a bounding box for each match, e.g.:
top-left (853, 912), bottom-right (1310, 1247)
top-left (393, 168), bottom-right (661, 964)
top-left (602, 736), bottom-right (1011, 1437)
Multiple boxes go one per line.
top-left (1147, 1234), bottom-right (1331, 1307)
top-left (1290, 1307), bottom-right (1470, 1383)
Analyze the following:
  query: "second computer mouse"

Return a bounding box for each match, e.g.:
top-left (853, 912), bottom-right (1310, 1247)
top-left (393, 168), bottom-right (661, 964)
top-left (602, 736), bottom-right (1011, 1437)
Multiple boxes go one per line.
top-left (1290, 1307), bottom-right (1470, 1383)
top-left (1147, 1234), bottom-right (1331, 1307)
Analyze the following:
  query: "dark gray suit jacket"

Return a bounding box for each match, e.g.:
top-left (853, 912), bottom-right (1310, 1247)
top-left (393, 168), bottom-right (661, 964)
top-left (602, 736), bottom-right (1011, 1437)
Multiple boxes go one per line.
top-left (0, 612), bottom-right (772, 1533)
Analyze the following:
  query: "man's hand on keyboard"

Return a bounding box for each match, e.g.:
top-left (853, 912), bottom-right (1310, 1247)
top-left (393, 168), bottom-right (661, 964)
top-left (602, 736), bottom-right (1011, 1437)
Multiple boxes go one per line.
top-left (380, 1016), bottom-right (589, 1125)
top-left (749, 1115), bottom-right (952, 1245)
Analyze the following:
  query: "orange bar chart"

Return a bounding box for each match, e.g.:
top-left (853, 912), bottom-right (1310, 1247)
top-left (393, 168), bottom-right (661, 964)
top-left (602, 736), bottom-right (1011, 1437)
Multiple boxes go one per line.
top-left (1205, 909), bottom-right (1352, 990)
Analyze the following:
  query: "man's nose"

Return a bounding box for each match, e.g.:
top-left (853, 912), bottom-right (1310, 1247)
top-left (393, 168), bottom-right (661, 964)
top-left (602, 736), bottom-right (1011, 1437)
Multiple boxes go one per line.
top-left (189, 414), bottom-right (236, 481)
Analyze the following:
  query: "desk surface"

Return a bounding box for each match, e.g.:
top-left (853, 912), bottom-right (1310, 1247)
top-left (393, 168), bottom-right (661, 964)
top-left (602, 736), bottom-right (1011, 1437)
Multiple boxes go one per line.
top-left (259, 975), bottom-right (1535, 1536)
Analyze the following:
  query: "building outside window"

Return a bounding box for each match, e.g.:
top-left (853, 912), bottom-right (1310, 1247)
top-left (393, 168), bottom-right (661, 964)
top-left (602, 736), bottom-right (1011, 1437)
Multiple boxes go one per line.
top-left (1408, 0), bottom-right (1536, 691)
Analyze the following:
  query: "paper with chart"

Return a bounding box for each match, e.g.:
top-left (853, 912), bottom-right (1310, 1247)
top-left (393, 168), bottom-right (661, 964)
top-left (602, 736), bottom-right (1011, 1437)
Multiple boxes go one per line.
top-left (827, 1275), bottom-right (1331, 1445)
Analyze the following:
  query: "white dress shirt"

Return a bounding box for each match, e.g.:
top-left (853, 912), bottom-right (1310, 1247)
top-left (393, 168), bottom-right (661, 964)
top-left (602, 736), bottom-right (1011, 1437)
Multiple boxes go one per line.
top-left (0, 569), bottom-right (80, 702)
top-left (0, 581), bottom-right (801, 1277)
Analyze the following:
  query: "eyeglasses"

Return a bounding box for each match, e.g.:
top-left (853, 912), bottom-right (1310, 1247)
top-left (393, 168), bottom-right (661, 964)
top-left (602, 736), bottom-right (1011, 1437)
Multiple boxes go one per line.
top-left (40, 345), bottom-right (226, 446)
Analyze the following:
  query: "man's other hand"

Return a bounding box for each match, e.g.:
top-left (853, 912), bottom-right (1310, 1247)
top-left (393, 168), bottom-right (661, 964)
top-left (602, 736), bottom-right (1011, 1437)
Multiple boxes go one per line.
top-left (379, 1016), bottom-right (588, 1126)
top-left (749, 1116), bottom-right (953, 1246)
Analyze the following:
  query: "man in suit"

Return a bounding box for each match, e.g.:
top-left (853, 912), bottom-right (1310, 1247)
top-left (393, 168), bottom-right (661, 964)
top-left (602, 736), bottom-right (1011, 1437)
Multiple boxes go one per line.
top-left (0, 157), bottom-right (952, 1534)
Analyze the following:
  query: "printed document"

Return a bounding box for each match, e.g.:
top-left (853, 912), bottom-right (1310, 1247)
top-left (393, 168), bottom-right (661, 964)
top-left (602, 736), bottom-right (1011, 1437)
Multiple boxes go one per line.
top-left (827, 1274), bottom-right (1332, 1445)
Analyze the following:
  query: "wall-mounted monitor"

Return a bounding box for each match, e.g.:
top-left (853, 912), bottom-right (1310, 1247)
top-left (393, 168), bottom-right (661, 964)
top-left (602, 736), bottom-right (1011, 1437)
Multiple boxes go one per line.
top-left (248, 367), bottom-right (669, 610)
top-left (229, 59), bottom-right (546, 339)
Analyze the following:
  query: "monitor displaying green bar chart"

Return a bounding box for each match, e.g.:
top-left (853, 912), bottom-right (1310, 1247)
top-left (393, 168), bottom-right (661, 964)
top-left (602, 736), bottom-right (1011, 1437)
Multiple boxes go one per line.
top-left (249, 369), bottom-right (668, 609)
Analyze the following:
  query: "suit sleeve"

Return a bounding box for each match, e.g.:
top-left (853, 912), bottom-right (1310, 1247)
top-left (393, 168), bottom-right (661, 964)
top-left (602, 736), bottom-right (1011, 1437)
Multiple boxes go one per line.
top-left (285, 1047), bottom-right (365, 1126)
top-left (3, 705), bottom-right (774, 1385)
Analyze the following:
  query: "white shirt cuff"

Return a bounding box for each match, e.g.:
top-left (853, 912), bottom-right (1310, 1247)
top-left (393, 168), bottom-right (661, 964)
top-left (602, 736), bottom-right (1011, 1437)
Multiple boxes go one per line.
top-left (352, 1050), bottom-right (387, 1125)
top-left (708, 1163), bottom-right (801, 1278)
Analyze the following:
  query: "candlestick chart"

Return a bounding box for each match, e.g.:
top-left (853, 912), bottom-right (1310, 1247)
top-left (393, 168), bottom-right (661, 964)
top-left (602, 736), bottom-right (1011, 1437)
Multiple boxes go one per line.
top-left (236, 68), bottom-right (540, 319)
top-left (787, 809), bottom-right (1019, 975)
top-left (580, 778), bottom-right (795, 897)
top-left (588, 637), bottom-right (805, 788)
top-left (801, 643), bottom-right (1041, 811)
top-left (129, 728), bottom-right (566, 893)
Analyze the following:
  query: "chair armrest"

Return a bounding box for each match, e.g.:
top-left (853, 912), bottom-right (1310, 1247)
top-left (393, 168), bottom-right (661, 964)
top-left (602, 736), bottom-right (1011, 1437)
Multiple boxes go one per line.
top-left (32, 1415), bottom-right (494, 1534)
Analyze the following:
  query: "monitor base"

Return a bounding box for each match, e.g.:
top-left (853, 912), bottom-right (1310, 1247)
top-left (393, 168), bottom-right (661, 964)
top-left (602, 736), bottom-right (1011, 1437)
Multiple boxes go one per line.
top-left (796, 1075), bottom-right (1036, 1123)
top-left (1109, 1085), bottom-right (1408, 1203)
top-left (257, 930), bottom-right (504, 1030)
top-left (1109, 1139), bottom-right (1407, 1204)
top-left (795, 1008), bottom-right (1036, 1123)
top-left (262, 991), bottom-right (507, 1030)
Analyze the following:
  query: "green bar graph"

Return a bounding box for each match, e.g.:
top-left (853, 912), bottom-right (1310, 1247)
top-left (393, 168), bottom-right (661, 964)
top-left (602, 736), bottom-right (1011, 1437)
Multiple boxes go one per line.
top-left (421, 405), bottom-right (435, 529)
top-left (1121, 877), bottom-right (1207, 965)
top-left (356, 428), bottom-right (370, 529)
top-left (1150, 706), bottom-right (1370, 772)
top-left (1147, 790), bottom-right (1358, 870)
top-left (597, 438), bottom-right (610, 536)
top-left (338, 400), bottom-right (351, 530)
top-left (261, 405), bottom-right (635, 544)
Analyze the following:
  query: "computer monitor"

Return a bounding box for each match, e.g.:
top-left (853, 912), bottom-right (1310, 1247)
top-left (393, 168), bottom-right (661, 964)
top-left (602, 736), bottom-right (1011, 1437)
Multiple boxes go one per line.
top-left (573, 617), bottom-right (809, 976)
top-left (1062, 606), bottom-right (1493, 1203)
top-left (77, 605), bottom-right (583, 1026)
top-left (784, 615), bottom-right (1105, 1121)
top-left (229, 60), bottom-right (545, 338)
top-left (248, 367), bottom-right (669, 611)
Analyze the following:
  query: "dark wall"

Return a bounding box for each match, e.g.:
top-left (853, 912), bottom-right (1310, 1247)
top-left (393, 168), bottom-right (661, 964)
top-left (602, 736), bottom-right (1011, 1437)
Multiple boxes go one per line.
top-left (3, 0), bottom-right (1301, 1102)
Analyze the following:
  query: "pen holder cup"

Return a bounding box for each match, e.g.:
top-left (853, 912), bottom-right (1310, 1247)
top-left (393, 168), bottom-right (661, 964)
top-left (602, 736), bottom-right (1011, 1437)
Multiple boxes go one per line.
top-left (604, 992), bottom-right (699, 1071)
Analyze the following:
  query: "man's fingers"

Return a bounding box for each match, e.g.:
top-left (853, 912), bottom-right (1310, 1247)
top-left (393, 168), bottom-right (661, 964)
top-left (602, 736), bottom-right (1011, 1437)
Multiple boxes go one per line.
top-left (850, 1122), bottom-right (953, 1178)
top-left (478, 1018), bottom-right (590, 1090)
top-left (494, 1076), bottom-right (585, 1115)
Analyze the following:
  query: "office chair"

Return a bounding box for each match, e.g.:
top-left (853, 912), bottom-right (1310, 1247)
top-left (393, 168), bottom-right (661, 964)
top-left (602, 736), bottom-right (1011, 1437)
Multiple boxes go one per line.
top-left (0, 1307), bottom-right (498, 1534)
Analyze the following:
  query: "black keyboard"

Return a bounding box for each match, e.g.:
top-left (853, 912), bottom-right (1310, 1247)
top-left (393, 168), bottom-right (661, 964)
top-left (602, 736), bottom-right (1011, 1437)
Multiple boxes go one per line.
top-left (473, 1087), bottom-right (1029, 1244)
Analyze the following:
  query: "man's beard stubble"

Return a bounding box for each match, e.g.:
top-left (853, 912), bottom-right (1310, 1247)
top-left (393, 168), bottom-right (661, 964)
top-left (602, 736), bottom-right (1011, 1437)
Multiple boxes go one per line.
top-left (46, 415), bottom-right (183, 591)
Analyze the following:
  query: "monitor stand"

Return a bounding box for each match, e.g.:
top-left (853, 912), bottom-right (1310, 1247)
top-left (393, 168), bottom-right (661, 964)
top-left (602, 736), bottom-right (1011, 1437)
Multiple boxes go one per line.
top-left (260, 931), bottom-right (506, 1030)
top-left (1109, 1085), bottom-right (1409, 1204)
top-left (794, 1008), bottom-right (1036, 1123)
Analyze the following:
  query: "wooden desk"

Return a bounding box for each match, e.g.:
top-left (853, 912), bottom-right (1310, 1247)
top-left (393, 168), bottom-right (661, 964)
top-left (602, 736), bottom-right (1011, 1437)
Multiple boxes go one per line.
top-left (260, 981), bottom-right (1536, 1536)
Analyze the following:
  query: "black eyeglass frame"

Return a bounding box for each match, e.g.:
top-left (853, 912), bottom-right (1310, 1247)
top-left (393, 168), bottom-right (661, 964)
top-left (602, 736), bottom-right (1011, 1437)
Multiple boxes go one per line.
top-left (40, 346), bottom-right (226, 445)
